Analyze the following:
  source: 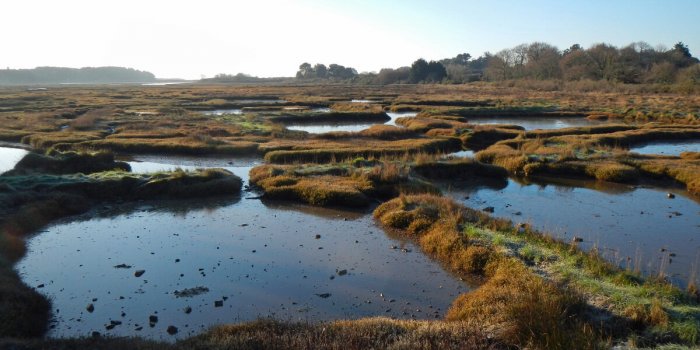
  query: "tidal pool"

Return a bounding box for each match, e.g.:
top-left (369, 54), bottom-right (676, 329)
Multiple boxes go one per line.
top-left (441, 177), bottom-right (700, 286)
top-left (286, 112), bottom-right (417, 134)
top-left (630, 141), bottom-right (700, 156)
top-left (0, 146), bottom-right (29, 173)
top-left (17, 158), bottom-right (470, 340)
top-left (441, 150), bottom-right (475, 159)
top-left (464, 116), bottom-right (600, 130)
top-left (201, 109), bottom-right (242, 116)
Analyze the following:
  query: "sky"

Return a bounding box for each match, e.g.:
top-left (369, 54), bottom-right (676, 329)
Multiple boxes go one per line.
top-left (2, 0), bottom-right (699, 79)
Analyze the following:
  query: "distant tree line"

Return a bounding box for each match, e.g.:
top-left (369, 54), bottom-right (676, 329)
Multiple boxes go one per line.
top-left (484, 41), bottom-right (699, 84)
top-left (203, 73), bottom-right (291, 84)
top-left (296, 63), bottom-right (358, 80)
top-left (291, 41), bottom-right (699, 86)
top-left (0, 66), bottom-right (156, 85)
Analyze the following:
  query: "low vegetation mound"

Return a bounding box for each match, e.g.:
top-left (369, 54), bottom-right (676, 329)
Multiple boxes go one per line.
top-left (375, 194), bottom-right (700, 348)
top-left (5, 151), bottom-right (130, 175)
top-left (249, 162), bottom-right (436, 207)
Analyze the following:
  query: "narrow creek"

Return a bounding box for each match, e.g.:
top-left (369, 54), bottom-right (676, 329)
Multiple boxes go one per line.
top-left (0, 146), bottom-right (29, 174)
top-left (285, 112), bottom-right (416, 133)
top-left (440, 177), bottom-right (700, 286)
top-left (630, 140), bottom-right (700, 156)
top-left (461, 116), bottom-right (601, 130)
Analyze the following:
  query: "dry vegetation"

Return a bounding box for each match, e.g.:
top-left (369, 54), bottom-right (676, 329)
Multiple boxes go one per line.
top-left (0, 83), bottom-right (699, 349)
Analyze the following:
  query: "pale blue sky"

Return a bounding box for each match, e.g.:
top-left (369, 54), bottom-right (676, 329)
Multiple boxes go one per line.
top-left (2, 0), bottom-right (698, 79)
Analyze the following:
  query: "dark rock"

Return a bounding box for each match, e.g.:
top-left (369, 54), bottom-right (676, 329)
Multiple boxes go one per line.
top-left (114, 264), bottom-right (131, 269)
top-left (86, 303), bottom-right (95, 313)
top-left (667, 193), bottom-right (675, 199)
top-left (167, 325), bottom-right (178, 335)
top-left (482, 206), bottom-right (495, 213)
top-left (315, 234), bottom-right (321, 239)
top-left (572, 237), bottom-right (584, 243)
top-left (37, 284), bottom-right (45, 288)
top-left (105, 324), bottom-right (115, 331)
top-left (174, 286), bottom-right (209, 298)
top-left (134, 270), bottom-right (145, 277)
top-left (337, 269), bottom-right (347, 276)
top-left (91, 331), bottom-right (101, 338)
top-left (315, 293), bottom-right (331, 298)
top-left (184, 306), bottom-right (192, 314)
top-left (149, 315), bottom-right (158, 323)
top-left (214, 300), bottom-right (224, 307)
top-left (110, 320), bottom-right (122, 326)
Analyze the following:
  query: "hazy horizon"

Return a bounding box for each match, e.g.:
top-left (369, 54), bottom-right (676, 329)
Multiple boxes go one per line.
top-left (3, 0), bottom-right (699, 80)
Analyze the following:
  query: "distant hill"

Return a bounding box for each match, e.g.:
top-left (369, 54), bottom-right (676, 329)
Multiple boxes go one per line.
top-left (0, 66), bottom-right (157, 85)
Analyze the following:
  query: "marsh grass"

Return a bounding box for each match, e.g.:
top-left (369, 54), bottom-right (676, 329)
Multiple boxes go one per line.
top-left (263, 138), bottom-right (462, 164)
top-left (1, 83), bottom-right (700, 348)
top-left (373, 194), bottom-right (601, 349)
top-left (0, 317), bottom-right (504, 350)
top-left (249, 162), bottom-right (437, 207)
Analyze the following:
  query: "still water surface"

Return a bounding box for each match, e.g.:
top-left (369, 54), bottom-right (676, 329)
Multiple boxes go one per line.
top-left (17, 157), bottom-right (470, 340)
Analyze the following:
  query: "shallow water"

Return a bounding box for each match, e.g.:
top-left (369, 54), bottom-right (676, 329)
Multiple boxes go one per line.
top-left (386, 112), bottom-right (417, 126)
top-left (441, 150), bottom-right (475, 159)
top-left (286, 112), bottom-right (417, 134)
top-left (286, 122), bottom-right (381, 134)
top-left (0, 146), bottom-right (29, 173)
top-left (441, 177), bottom-right (700, 286)
top-left (201, 109), bottom-right (242, 116)
top-left (464, 116), bottom-right (600, 130)
top-left (630, 141), bottom-right (700, 156)
top-left (141, 82), bottom-right (189, 86)
top-left (17, 157), bottom-right (470, 340)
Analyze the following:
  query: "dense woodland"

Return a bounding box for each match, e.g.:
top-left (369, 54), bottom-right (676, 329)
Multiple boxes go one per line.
top-left (290, 41), bottom-right (700, 86)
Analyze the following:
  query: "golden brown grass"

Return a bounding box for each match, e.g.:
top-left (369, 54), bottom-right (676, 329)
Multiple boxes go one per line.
top-left (0, 318), bottom-right (504, 350)
top-left (373, 194), bottom-right (600, 349)
top-left (263, 137), bottom-right (461, 164)
top-left (249, 162), bottom-right (436, 207)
